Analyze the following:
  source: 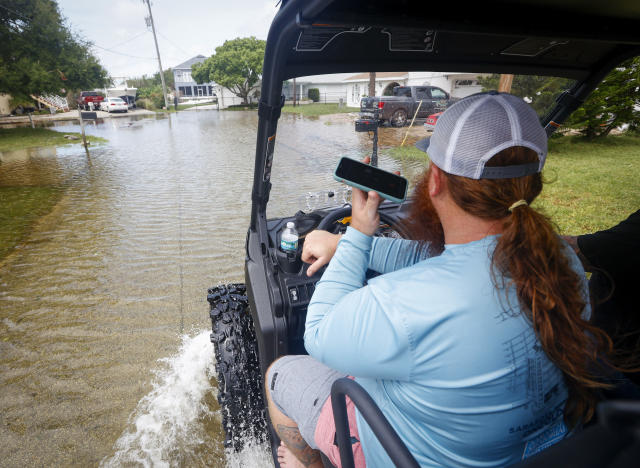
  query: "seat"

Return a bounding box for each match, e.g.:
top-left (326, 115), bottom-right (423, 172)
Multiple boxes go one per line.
top-left (330, 378), bottom-right (640, 468)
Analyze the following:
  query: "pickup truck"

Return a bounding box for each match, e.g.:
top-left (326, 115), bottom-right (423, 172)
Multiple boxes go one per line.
top-left (77, 91), bottom-right (104, 110)
top-left (360, 85), bottom-right (454, 127)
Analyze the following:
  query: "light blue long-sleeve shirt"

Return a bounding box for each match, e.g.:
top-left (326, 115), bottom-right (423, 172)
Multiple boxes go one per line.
top-left (305, 227), bottom-right (589, 467)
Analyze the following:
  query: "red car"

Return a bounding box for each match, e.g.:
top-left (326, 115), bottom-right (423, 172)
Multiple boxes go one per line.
top-left (76, 91), bottom-right (104, 110)
top-left (423, 112), bottom-right (442, 131)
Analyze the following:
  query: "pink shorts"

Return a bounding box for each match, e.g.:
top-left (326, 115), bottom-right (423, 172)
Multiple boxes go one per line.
top-left (314, 390), bottom-right (366, 468)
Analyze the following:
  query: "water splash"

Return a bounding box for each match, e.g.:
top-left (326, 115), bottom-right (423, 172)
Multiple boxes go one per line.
top-left (101, 330), bottom-right (219, 467)
top-left (224, 440), bottom-right (274, 468)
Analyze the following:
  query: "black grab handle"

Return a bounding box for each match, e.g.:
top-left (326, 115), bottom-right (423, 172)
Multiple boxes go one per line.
top-left (330, 378), bottom-right (420, 468)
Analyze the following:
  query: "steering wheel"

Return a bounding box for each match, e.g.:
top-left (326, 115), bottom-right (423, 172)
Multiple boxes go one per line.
top-left (316, 205), bottom-right (406, 238)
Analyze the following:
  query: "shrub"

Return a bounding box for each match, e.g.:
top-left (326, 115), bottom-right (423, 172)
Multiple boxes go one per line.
top-left (137, 85), bottom-right (165, 109)
top-left (308, 88), bottom-right (320, 102)
top-left (225, 103), bottom-right (259, 111)
top-left (135, 98), bottom-right (153, 109)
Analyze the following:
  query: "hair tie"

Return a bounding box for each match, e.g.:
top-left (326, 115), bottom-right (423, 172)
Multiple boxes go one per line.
top-left (508, 200), bottom-right (528, 212)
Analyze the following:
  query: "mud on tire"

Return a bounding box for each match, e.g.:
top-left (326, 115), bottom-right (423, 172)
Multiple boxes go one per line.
top-left (390, 108), bottom-right (408, 127)
top-left (208, 283), bottom-right (267, 451)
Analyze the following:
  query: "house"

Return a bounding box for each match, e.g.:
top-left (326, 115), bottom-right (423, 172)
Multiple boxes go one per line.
top-left (173, 55), bottom-right (260, 108)
top-left (173, 55), bottom-right (216, 100)
top-left (283, 73), bottom-right (353, 105)
top-left (215, 85), bottom-right (256, 109)
top-left (289, 72), bottom-right (486, 108)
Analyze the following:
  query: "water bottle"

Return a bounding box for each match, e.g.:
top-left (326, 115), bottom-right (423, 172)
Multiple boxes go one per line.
top-left (280, 222), bottom-right (299, 253)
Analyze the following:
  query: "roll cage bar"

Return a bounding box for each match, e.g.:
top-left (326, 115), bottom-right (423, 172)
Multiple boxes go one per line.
top-left (251, 2), bottom-right (640, 463)
top-left (331, 378), bottom-right (640, 468)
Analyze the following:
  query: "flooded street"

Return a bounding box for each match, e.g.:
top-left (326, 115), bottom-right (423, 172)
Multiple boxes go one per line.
top-left (0, 110), bottom-right (426, 467)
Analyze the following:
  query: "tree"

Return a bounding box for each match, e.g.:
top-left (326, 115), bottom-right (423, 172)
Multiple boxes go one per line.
top-left (137, 84), bottom-right (165, 109)
top-left (0, 0), bottom-right (108, 101)
top-left (565, 57), bottom-right (640, 138)
top-left (478, 60), bottom-right (640, 138)
top-left (192, 37), bottom-right (266, 104)
top-left (478, 74), bottom-right (573, 117)
top-left (128, 68), bottom-right (174, 92)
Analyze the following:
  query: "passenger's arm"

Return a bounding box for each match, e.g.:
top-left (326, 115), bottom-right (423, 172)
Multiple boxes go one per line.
top-left (304, 227), bottom-right (413, 380)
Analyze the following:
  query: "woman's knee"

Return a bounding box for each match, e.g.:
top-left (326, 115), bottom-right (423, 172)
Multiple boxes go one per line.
top-left (265, 356), bottom-right (286, 401)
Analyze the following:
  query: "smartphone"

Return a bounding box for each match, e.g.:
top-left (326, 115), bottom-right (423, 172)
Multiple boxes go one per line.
top-left (333, 157), bottom-right (408, 203)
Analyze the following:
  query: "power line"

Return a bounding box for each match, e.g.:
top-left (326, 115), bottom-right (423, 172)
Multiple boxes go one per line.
top-left (92, 43), bottom-right (156, 60)
top-left (104, 30), bottom-right (149, 51)
top-left (156, 31), bottom-right (191, 58)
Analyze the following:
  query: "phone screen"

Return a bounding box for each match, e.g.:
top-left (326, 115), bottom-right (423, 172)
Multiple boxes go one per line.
top-left (335, 158), bottom-right (407, 201)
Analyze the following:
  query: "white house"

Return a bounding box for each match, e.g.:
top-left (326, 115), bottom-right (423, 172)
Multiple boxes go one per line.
top-left (173, 54), bottom-right (263, 108)
top-left (173, 55), bottom-right (216, 100)
top-left (215, 84), bottom-right (259, 109)
top-left (283, 73), bottom-right (353, 105)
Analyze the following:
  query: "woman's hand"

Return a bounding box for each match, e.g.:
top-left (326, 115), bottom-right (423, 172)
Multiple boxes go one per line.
top-left (350, 187), bottom-right (383, 236)
top-left (302, 230), bottom-right (342, 277)
top-left (349, 156), bottom-right (385, 237)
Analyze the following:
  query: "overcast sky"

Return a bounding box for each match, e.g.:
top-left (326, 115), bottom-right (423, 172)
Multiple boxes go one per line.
top-left (57, 0), bottom-right (279, 79)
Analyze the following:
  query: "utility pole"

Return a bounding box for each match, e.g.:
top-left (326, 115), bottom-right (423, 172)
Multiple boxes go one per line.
top-left (143, 0), bottom-right (169, 110)
top-left (498, 74), bottom-right (514, 93)
top-left (368, 72), bottom-right (376, 97)
top-left (293, 77), bottom-right (297, 107)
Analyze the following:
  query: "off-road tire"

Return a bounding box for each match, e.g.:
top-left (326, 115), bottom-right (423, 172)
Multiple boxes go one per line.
top-left (391, 109), bottom-right (408, 127)
top-left (208, 283), bottom-right (267, 451)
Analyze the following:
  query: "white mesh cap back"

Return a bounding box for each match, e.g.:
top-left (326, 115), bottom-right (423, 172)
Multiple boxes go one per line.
top-left (425, 92), bottom-right (547, 179)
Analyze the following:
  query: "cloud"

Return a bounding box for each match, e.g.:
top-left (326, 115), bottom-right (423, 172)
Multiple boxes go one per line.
top-left (58, 0), bottom-right (278, 78)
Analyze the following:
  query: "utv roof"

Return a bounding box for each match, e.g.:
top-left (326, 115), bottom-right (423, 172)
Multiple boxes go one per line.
top-left (269, 0), bottom-right (640, 81)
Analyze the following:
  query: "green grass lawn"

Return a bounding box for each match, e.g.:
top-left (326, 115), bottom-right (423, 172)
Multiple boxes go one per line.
top-left (0, 127), bottom-right (107, 152)
top-left (385, 134), bottom-right (640, 234)
top-left (538, 135), bottom-right (639, 234)
top-left (281, 103), bottom-right (359, 116)
top-left (0, 186), bottom-right (64, 260)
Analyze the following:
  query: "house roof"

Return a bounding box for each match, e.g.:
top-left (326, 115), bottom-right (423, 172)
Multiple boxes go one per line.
top-left (174, 55), bottom-right (207, 70)
top-left (343, 72), bottom-right (407, 82)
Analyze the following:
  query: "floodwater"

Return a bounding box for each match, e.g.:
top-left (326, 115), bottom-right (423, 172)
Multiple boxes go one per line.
top-left (0, 110), bottom-right (427, 467)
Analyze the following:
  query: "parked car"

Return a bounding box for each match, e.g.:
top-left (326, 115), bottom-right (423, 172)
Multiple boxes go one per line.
top-left (423, 111), bottom-right (442, 131)
top-left (99, 97), bottom-right (128, 113)
top-left (77, 91), bottom-right (104, 110)
top-left (360, 85), bottom-right (454, 127)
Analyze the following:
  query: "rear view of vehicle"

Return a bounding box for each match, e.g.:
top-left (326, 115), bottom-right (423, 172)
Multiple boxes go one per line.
top-left (424, 112), bottom-right (442, 131)
top-left (77, 91), bottom-right (104, 110)
top-left (100, 97), bottom-right (128, 113)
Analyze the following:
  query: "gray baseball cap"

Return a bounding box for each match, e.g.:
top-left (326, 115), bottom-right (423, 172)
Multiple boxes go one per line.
top-left (415, 91), bottom-right (547, 179)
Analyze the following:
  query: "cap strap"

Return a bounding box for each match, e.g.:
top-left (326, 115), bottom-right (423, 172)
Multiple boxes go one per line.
top-left (480, 162), bottom-right (540, 179)
top-left (509, 200), bottom-right (528, 212)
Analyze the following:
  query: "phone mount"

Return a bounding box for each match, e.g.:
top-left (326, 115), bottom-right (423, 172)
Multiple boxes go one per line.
top-left (354, 108), bottom-right (379, 167)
